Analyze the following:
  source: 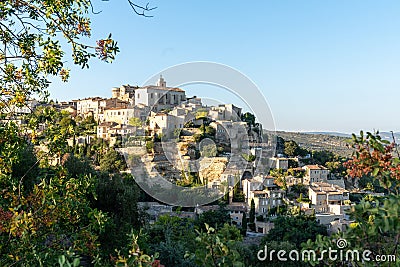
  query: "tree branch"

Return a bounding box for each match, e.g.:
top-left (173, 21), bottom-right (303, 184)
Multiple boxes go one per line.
top-left (127, 1), bottom-right (157, 17)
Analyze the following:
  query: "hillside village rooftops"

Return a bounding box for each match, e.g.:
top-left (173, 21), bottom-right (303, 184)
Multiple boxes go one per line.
top-left (304, 164), bottom-right (328, 170)
top-left (227, 203), bottom-right (247, 212)
top-left (310, 182), bottom-right (348, 193)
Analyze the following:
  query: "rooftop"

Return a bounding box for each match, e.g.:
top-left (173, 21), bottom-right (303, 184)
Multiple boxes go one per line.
top-left (303, 164), bottom-right (328, 170)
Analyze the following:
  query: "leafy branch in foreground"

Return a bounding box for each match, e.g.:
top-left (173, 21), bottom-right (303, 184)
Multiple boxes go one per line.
top-left (344, 131), bottom-right (400, 194)
top-left (0, 0), bottom-right (120, 112)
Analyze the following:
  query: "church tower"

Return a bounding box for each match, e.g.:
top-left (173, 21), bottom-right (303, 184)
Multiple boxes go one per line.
top-left (157, 75), bottom-right (166, 87)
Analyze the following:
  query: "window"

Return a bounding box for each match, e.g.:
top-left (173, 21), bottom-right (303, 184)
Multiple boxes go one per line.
top-left (151, 93), bottom-right (153, 98)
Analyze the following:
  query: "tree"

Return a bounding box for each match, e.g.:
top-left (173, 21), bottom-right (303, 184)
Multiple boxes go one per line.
top-left (263, 215), bottom-right (327, 249)
top-left (345, 131), bottom-right (400, 194)
top-left (241, 112), bottom-right (256, 126)
top-left (99, 148), bottom-right (127, 173)
top-left (95, 174), bottom-right (143, 258)
top-left (0, 1), bottom-right (120, 112)
top-left (205, 125), bottom-right (216, 136)
top-left (312, 150), bottom-right (335, 165)
top-left (241, 215), bottom-right (248, 236)
top-left (146, 140), bottom-right (154, 153)
top-left (232, 187), bottom-right (246, 202)
top-left (61, 153), bottom-right (93, 177)
top-left (284, 140), bottom-right (300, 157)
top-left (242, 153), bottom-right (256, 162)
top-left (196, 207), bottom-right (231, 230)
top-left (249, 199), bottom-right (256, 231)
top-left (276, 136), bottom-right (286, 155)
top-left (143, 215), bottom-right (197, 267)
top-left (129, 117), bottom-right (142, 127)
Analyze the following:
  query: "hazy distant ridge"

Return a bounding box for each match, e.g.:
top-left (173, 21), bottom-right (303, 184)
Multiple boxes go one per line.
top-left (305, 131), bottom-right (400, 142)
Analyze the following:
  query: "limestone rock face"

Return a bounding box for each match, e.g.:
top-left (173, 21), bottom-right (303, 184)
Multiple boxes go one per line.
top-left (198, 157), bottom-right (228, 183)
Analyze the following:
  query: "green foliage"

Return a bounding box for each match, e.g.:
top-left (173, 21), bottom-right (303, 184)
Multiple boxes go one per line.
top-left (143, 215), bottom-right (197, 266)
top-left (10, 141), bottom-right (40, 191)
top-left (95, 174), bottom-right (142, 258)
top-left (197, 208), bottom-right (231, 230)
top-left (312, 150), bottom-right (335, 165)
top-left (173, 128), bottom-right (182, 139)
top-left (0, 172), bottom-right (108, 266)
top-left (325, 159), bottom-right (347, 176)
top-left (287, 167), bottom-right (304, 178)
top-left (296, 193), bottom-right (311, 203)
top-left (115, 230), bottom-right (160, 267)
top-left (242, 153), bottom-right (256, 162)
top-left (249, 199), bottom-right (256, 231)
top-left (284, 140), bottom-right (300, 157)
top-left (241, 112), bottom-right (256, 126)
top-left (193, 133), bottom-right (203, 143)
top-left (195, 109), bottom-right (208, 120)
top-left (184, 121), bottom-right (195, 128)
top-left (145, 140), bottom-right (154, 153)
top-left (269, 168), bottom-right (285, 178)
top-left (232, 185), bottom-right (246, 202)
top-left (241, 215), bottom-right (247, 235)
top-left (128, 117), bottom-right (142, 127)
top-left (263, 215), bottom-right (327, 249)
top-left (291, 184), bottom-right (308, 194)
top-left (204, 125), bottom-right (216, 136)
top-left (61, 153), bottom-right (93, 177)
top-left (188, 224), bottom-right (245, 267)
top-left (78, 115), bottom-right (97, 134)
top-left (99, 149), bottom-right (127, 173)
top-left (345, 131), bottom-right (400, 194)
top-left (0, 0), bottom-right (119, 112)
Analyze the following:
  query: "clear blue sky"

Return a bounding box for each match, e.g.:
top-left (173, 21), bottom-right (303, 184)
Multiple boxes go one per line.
top-left (48, 0), bottom-right (400, 134)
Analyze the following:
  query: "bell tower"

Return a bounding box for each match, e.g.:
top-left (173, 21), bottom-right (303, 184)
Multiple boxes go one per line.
top-left (157, 75), bottom-right (166, 87)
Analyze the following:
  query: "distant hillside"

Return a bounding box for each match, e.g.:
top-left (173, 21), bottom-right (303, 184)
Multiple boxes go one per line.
top-left (265, 131), bottom-right (354, 158)
top-left (304, 132), bottom-right (351, 138)
top-left (305, 131), bottom-right (400, 142)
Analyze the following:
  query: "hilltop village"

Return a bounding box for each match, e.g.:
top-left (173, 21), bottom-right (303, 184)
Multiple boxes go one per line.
top-left (5, 76), bottom-right (380, 237)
